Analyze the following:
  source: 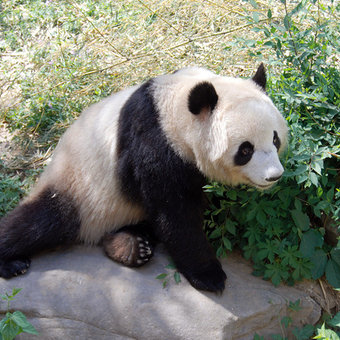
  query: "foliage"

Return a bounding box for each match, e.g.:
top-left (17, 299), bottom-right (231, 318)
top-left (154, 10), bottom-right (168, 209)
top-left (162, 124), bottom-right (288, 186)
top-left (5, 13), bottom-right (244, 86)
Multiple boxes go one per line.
top-left (0, 288), bottom-right (38, 340)
top-left (0, 161), bottom-right (39, 218)
top-left (254, 300), bottom-right (340, 340)
top-left (205, 0), bottom-right (339, 289)
top-left (156, 261), bottom-right (181, 288)
top-left (0, 173), bottom-right (23, 218)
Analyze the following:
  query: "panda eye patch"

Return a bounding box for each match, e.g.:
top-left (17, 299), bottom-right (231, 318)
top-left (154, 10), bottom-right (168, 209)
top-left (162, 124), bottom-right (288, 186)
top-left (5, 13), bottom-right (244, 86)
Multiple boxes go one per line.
top-left (273, 130), bottom-right (281, 151)
top-left (234, 141), bottom-right (254, 166)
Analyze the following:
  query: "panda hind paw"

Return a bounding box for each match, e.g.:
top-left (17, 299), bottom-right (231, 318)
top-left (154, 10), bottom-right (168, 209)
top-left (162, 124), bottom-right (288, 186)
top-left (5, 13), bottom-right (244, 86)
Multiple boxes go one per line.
top-left (0, 258), bottom-right (31, 279)
top-left (103, 231), bottom-right (154, 268)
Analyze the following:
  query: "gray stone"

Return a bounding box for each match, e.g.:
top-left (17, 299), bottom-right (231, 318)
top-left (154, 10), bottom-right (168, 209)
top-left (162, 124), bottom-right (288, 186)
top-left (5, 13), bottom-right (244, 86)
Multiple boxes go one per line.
top-left (0, 246), bottom-right (321, 340)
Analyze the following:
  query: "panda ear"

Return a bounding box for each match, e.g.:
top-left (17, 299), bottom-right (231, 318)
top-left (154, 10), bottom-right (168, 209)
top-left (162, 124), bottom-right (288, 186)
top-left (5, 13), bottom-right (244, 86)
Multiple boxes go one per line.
top-left (252, 63), bottom-right (266, 91)
top-left (188, 82), bottom-right (218, 115)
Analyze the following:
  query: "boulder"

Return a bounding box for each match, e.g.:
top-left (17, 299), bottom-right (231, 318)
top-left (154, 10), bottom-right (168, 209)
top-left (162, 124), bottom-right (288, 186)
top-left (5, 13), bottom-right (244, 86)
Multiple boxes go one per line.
top-left (0, 246), bottom-right (321, 340)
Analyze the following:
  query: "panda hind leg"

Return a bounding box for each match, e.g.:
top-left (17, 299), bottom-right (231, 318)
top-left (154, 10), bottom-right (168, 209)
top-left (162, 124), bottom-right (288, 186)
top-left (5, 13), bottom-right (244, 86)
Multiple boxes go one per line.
top-left (103, 222), bottom-right (156, 267)
top-left (0, 187), bottom-right (80, 279)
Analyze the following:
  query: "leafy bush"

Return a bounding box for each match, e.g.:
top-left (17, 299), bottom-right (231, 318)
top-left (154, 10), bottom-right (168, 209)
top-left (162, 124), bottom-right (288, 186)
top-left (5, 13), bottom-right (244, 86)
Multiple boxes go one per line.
top-left (0, 160), bottom-right (38, 219)
top-left (205, 0), bottom-right (339, 288)
top-left (0, 173), bottom-right (24, 218)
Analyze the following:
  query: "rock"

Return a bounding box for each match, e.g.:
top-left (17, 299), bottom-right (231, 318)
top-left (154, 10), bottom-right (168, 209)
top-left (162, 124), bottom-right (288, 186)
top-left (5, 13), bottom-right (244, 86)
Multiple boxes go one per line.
top-left (0, 246), bottom-right (321, 340)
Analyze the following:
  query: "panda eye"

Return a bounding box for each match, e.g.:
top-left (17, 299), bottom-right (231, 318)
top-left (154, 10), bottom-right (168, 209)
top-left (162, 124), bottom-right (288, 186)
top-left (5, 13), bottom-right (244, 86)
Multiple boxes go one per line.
top-left (234, 141), bottom-right (254, 166)
top-left (273, 130), bottom-right (281, 151)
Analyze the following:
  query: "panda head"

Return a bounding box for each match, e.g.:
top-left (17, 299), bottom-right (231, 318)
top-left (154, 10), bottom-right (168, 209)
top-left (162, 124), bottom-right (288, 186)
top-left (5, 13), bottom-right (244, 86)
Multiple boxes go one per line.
top-left (155, 64), bottom-right (288, 190)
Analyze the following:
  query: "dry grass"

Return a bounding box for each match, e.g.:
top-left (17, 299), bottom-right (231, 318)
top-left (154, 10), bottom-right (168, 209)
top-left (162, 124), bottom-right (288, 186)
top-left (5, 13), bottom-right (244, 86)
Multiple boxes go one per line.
top-left (0, 0), bottom-right (337, 170)
top-left (0, 1), bottom-right (288, 111)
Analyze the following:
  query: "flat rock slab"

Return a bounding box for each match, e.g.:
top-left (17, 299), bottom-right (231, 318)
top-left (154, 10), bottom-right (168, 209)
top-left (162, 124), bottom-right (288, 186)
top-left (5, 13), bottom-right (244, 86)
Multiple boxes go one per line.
top-left (0, 246), bottom-right (320, 340)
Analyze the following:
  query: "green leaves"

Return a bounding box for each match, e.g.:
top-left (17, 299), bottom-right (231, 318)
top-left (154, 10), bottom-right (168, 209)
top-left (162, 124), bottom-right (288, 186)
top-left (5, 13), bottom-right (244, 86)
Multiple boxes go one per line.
top-left (0, 175), bottom-right (25, 218)
top-left (313, 322), bottom-right (339, 340)
top-left (299, 231), bottom-right (340, 285)
top-left (0, 312), bottom-right (38, 340)
top-left (300, 230), bottom-right (323, 258)
top-left (0, 288), bottom-right (22, 302)
top-left (0, 289), bottom-right (38, 340)
top-left (1, 288), bottom-right (22, 312)
top-left (0, 314), bottom-right (20, 340)
top-left (267, 9), bottom-right (272, 19)
top-left (326, 259), bottom-right (340, 289)
top-left (310, 250), bottom-right (328, 279)
top-left (292, 324), bottom-right (315, 340)
top-left (264, 262), bottom-right (289, 286)
top-left (325, 248), bottom-right (340, 289)
top-left (327, 311), bottom-right (340, 328)
top-left (208, 0), bottom-right (340, 289)
top-left (291, 209), bottom-right (310, 231)
top-left (156, 261), bottom-right (182, 288)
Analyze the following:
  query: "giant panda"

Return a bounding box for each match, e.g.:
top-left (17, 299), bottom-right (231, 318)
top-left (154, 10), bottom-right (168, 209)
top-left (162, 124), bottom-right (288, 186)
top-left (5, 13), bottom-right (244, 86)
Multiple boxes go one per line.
top-left (0, 64), bottom-right (288, 292)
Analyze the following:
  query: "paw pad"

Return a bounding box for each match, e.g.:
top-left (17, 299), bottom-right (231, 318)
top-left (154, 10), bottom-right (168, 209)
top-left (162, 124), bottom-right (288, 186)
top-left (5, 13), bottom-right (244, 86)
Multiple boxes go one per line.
top-left (103, 231), bottom-right (154, 268)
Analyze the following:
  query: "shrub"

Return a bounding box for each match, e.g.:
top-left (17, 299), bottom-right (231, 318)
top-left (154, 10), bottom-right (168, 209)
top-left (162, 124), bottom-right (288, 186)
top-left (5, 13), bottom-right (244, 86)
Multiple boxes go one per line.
top-left (205, 0), bottom-right (339, 288)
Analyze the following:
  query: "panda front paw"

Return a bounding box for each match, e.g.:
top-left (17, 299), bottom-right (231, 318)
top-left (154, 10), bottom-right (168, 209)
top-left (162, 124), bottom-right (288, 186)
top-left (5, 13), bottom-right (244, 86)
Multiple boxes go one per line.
top-left (0, 258), bottom-right (31, 279)
top-left (103, 230), bottom-right (154, 267)
top-left (182, 260), bottom-right (227, 293)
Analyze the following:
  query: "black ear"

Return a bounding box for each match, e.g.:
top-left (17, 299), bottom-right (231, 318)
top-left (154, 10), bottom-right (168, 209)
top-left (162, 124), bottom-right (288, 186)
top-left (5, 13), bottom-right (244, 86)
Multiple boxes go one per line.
top-left (188, 82), bottom-right (218, 115)
top-left (252, 63), bottom-right (266, 91)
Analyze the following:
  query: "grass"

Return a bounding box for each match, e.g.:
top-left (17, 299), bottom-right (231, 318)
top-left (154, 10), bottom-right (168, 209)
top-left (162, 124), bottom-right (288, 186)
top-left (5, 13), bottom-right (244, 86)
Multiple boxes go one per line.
top-left (1, 0), bottom-right (274, 176)
top-left (1, 0), bottom-right (321, 154)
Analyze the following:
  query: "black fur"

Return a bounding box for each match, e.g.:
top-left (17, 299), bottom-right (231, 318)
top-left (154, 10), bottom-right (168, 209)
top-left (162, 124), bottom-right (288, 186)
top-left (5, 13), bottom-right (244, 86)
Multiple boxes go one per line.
top-left (188, 81), bottom-right (218, 115)
top-left (273, 130), bottom-right (281, 151)
top-left (252, 63), bottom-right (266, 91)
top-left (117, 81), bottom-right (227, 292)
top-left (0, 188), bottom-right (80, 278)
top-left (234, 141), bottom-right (254, 166)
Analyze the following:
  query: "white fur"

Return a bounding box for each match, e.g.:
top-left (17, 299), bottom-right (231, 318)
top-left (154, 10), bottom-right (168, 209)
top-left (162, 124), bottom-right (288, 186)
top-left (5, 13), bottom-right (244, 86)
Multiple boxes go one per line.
top-left (32, 86), bottom-right (145, 244)
top-left (153, 67), bottom-right (288, 188)
top-left (29, 67), bottom-right (288, 244)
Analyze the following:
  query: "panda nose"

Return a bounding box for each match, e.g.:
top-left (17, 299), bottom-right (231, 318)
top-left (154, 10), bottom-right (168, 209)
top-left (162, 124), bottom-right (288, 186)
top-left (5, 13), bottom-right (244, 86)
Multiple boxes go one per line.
top-left (265, 174), bottom-right (282, 182)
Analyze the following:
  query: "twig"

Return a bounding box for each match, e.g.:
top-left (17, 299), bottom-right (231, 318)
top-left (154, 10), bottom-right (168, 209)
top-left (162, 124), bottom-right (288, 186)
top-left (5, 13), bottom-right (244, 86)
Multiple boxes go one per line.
top-left (68, 0), bottom-right (129, 60)
top-left (328, 152), bottom-right (339, 159)
top-left (203, 0), bottom-right (246, 18)
top-left (305, 107), bottom-right (340, 138)
top-left (136, 0), bottom-right (191, 41)
top-left (163, 17), bottom-right (276, 52)
top-left (318, 278), bottom-right (330, 314)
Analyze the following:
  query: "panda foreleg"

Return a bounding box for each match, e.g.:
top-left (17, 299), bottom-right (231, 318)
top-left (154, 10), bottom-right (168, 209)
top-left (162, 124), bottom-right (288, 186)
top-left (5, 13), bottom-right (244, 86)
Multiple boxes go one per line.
top-left (103, 222), bottom-right (156, 267)
top-left (0, 187), bottom-right (80, 278)
top-left (150, 205), bottom-right (227, 293)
